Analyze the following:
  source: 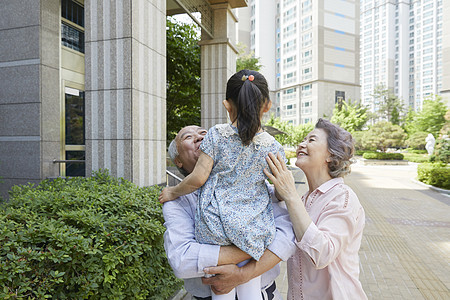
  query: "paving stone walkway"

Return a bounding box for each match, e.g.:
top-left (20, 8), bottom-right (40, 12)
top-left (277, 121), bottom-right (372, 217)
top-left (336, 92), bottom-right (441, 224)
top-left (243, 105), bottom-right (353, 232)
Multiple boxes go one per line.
top-left (276, 162), bottom-right (450, 299)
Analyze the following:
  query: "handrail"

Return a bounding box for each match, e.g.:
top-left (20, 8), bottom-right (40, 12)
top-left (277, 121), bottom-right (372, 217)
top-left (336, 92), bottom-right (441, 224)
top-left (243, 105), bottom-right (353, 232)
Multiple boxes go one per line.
top-left (53, 159), bottom-right (85, 164)
top-left (166, 170), bottom-right (183, 186)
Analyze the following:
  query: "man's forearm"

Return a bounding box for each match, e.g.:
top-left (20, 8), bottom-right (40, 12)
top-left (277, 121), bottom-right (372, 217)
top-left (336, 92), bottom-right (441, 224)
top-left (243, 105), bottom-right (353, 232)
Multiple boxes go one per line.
top-left (218, 245), bottom-right (251, 265)
top-left (202, 248), bottom-right (282, 295)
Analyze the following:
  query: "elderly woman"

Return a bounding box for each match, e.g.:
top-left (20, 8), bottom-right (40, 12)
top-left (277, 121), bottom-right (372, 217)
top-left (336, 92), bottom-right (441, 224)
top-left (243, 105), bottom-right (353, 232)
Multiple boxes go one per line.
top-left (264, 118), bottom-right (367, 300)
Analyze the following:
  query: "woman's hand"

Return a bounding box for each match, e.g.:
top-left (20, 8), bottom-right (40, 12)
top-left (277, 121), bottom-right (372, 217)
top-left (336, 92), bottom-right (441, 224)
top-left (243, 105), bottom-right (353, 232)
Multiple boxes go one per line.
top-left (264, 152), bottom-right (298, 204)
top-left (265, 152), bottom-right (312, 241)
top-left (158, 187), bottom-right (176, 203)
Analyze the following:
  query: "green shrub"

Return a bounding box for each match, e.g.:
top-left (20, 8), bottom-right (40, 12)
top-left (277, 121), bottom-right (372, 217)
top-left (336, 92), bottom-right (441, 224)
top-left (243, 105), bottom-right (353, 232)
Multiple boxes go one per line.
top-left (405, 131), bottom-right (428, 150)
top-left (361, 121), bottom-right (406, 151)
top-left (402, 153), bottom-right (430, 163)
top-left (417, 163), bottom-right (450, 189)
top-left (0, 170), bottom-right (181, 299)
top-left (434, 138), bottom-right (450, 163)
top-left (363, 152), bottom-right (404, 160)
top-left (355, 150), bottom-right (376, 156)
top-left (405, 148), bottom-right (428, 154)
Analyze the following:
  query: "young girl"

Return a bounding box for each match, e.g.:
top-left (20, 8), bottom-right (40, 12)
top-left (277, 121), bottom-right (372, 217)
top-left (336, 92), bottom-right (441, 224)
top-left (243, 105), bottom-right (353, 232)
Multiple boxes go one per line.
top-left (159, 70), bottom-right (286, 299)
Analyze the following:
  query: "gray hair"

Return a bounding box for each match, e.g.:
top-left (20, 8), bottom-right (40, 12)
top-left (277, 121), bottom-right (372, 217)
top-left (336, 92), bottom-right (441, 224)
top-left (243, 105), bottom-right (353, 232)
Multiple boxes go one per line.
top-left (168, 139), bottom-right (189, 177)
top-left (315, 118), bottom-right (355, 178)
top-left (168, 139), bottom-right (178, 163)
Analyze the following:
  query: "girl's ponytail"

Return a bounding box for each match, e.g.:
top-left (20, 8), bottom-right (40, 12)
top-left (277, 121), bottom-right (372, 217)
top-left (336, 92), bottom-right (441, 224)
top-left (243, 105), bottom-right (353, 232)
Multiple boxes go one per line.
top-left (226, 70), bottom-right (270, 145)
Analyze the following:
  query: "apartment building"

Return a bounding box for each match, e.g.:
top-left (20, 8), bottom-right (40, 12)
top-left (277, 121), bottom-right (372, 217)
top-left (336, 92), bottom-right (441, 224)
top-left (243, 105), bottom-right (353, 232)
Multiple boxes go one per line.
top-left (241, 0), bottom-right (360, 125)
top-left (360, 0), bottom-right (444, 112)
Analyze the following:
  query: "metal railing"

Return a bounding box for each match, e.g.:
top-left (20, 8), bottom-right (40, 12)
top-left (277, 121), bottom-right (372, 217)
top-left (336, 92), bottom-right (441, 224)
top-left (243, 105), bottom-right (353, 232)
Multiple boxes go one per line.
top-left (166, 170), bottom-right (183, 187)
top-left (53, 159), bottom-right (85, 164)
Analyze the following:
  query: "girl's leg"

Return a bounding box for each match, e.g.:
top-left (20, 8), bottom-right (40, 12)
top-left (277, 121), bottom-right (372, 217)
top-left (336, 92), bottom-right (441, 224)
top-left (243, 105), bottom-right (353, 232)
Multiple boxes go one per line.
top-left (211, 288), bottom-right (236, 300)
top-left (236, 275), bottom-right (263, 300)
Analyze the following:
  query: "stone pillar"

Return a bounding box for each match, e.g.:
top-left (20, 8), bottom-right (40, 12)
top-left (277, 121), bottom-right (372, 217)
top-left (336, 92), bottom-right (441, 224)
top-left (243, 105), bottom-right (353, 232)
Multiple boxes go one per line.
top-left (0, 0), bottom-right (60, 198)
top-left (200, 3), bottom-right (238, 129)
top-left (85, 0), bottom-right (166, 186)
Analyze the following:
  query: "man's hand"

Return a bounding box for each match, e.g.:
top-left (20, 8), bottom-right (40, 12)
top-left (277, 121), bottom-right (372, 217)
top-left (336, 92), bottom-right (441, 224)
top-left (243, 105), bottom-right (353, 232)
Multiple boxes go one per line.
top-left (159, 187), bottom-right (176, 203)
top-left (201, 264), bottom-right (248, 295)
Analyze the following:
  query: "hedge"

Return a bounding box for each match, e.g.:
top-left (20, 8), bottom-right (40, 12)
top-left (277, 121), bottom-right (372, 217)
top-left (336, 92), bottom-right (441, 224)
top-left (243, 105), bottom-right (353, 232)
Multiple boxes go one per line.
top-left (362, 152), bottom-right (404, 160)
top-left (402, 153), bottom-right (430, 163)
top-left (417, 163), bottom-right (450, 190)
top-left (405, 148), bottom-right (427, 154)
top-left (355, 150), bottom-right (376, 156)
top-left (0, 170), bottom-right (181, 299)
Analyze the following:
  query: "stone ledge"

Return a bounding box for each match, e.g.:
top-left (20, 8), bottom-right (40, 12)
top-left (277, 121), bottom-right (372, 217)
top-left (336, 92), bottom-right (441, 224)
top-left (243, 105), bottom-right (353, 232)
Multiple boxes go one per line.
top-left (168, 288), bottom-right (189, 300)
top-left (361, 158), bottom-right (409, 166)
top-left (412, 179), bottom-right (450, 195)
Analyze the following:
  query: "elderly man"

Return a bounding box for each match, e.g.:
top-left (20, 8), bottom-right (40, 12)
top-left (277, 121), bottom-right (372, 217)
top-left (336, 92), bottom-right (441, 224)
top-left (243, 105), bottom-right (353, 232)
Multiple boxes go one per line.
top-left (163, 125), bottom-right (296, 300)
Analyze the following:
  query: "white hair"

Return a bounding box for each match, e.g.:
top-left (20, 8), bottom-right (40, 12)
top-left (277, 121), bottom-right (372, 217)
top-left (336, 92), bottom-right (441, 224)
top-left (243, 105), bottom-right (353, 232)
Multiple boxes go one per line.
top-left (168, 138), bottom-right (189, 177)
top-left (168, 139), bottom-right (178, 164)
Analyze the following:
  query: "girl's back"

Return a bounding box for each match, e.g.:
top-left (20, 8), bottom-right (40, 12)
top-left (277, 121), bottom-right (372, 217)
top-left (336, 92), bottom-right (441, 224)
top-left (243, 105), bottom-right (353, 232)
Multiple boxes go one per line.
top-left (195, 123), bottom-right (286, 260)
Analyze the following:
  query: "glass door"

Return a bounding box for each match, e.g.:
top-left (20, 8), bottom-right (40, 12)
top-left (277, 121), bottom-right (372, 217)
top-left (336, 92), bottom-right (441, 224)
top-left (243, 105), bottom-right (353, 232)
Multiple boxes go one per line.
top-left (63, 86), bottom-right (85, 176)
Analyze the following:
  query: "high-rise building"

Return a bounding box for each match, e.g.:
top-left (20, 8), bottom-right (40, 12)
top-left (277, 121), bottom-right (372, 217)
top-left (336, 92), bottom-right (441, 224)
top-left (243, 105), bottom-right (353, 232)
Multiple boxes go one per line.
top-left (360, 0), bottom-right (444, 112)
top-left (237, 1), bottom-right (278, 119)
top-left (240, 0), bottom-right (360, 125)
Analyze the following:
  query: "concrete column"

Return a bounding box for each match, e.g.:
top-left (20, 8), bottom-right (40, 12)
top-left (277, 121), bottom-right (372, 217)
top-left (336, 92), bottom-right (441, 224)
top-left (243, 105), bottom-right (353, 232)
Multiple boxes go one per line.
top-left (85, 0), bottom-right (166, 186)
top-left (200, 3), bottom-right (238, 129)
top-left (0, 0), bottom-right (60, 198)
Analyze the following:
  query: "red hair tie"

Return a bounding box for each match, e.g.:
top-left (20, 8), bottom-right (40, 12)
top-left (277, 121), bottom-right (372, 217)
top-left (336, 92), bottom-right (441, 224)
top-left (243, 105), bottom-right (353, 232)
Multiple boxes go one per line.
top-left (241, 74), bottom-right (255, 82)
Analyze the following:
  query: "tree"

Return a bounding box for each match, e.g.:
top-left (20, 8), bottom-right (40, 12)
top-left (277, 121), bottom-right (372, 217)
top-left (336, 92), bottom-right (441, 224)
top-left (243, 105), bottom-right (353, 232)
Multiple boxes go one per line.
top-left (236, 43), bottom-right (262, 72)
top-left (265, 116), bottom-right (313, 147)
top-left (403, 107), bottom-right (417, 134)
top-left (371, 84), bottom-right (404, 125)
top-left (166, 18), bottom-right (201, 143)
top-left (406, 95), bottom-right (447, 138)
top-left (361, 121), bottom-right (407, 151)
top-left (330, 100), bottom-right (368, 133)
top-left (405, 131), bottom-right (428, 150)
top-left (351, 131), bottom-right (365, 151)
top-left (438, 109), bottom-right (450, 138)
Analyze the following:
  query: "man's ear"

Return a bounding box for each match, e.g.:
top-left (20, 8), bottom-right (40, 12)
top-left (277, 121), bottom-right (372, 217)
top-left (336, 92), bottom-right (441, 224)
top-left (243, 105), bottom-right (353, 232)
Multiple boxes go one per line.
top-left (263, 100), bottom-right (272, 113)
top-left (223, 99), bottom-right (233, 113)
top-left (174, 156), bottom-right (183, 169)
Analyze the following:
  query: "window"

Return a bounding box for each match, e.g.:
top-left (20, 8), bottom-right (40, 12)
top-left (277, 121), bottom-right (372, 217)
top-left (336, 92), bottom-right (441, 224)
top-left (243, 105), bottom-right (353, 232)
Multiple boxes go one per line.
top-left (302, 84), bottom-right (312, 97)
top-left (302, 33), bottom-right (312, 47)
top-left (62, 0), bottom-right (84, 27)
top-left (284, 72), bottom-right (297, 84)
top-left (61, 23), bottom-right (84, 53)
top-left (61, 0), bottom-right (85, 53)
top-left (302, 16), bottom-right (312, 31)
top-left (335, 91), bottom-right (345, 105)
